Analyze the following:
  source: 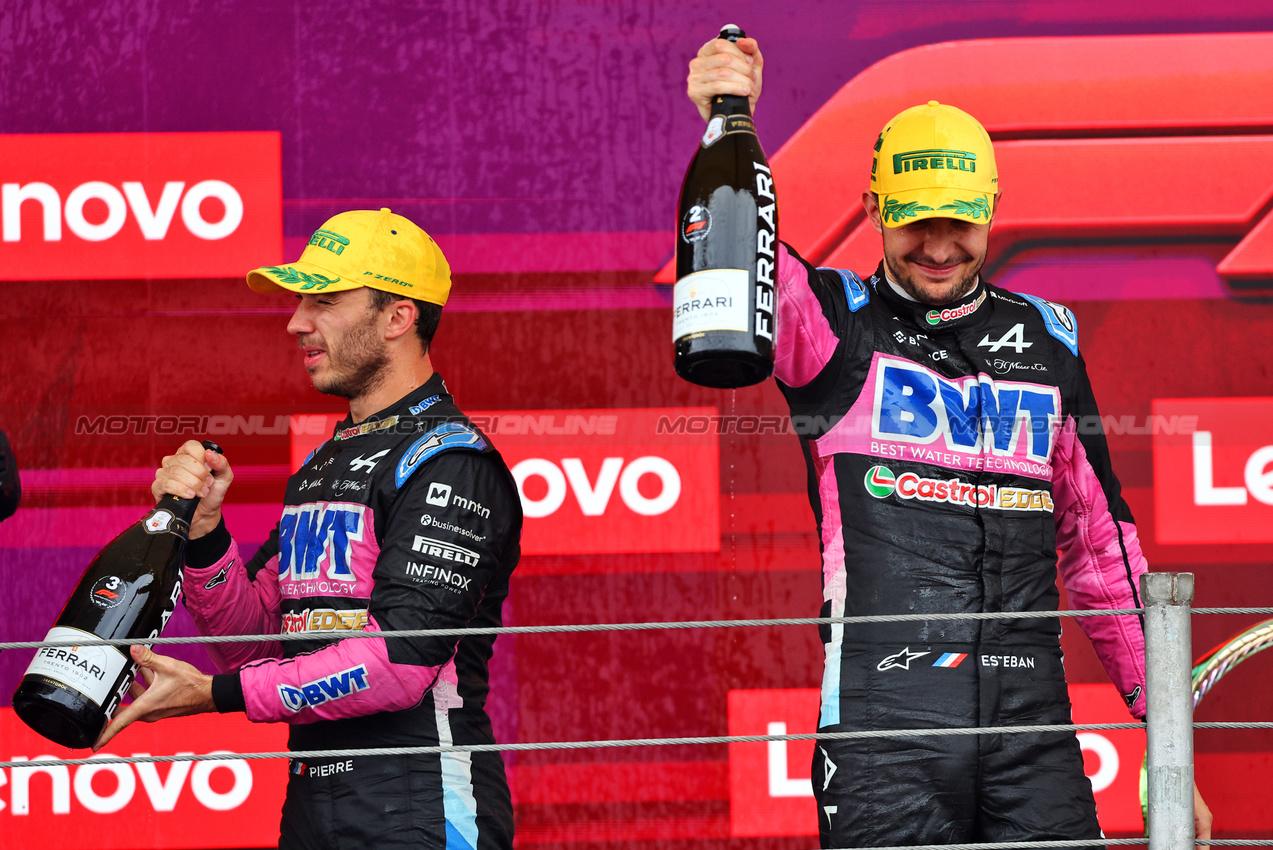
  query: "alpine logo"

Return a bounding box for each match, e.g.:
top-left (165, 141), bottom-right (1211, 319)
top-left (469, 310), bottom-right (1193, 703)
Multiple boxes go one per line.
top-left (863, 466), bottom-right (1054, 512)
top-left (278, 665), bottom-right (370, 713)
top-left (348, 449), bottom-right (389, 473)
top-left (395, 423), bottom-right (486, 488)
top-left (978, 323), bottom-right (1032, 353)
top-left (924, 290), bottom-right (986, 326)
top-left (876, 647), bottom-right (930, 671)
top-left (932, 652), bottom-right (969, 668)
top-left (277, 502), bottom-right (368, 582)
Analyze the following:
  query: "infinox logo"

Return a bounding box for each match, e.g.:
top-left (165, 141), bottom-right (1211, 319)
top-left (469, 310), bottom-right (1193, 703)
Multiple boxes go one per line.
top-left (0, 132), bottom-right (281, 280)
top-left (1152, 397), bottom-right (1273, 544)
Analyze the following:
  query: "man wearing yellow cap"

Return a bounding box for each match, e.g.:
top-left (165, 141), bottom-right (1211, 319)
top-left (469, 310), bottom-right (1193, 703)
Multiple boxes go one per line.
top-left (96, 209), bottom-right (521, 849)
top-left (689, 38), bottom-right (1210, 848)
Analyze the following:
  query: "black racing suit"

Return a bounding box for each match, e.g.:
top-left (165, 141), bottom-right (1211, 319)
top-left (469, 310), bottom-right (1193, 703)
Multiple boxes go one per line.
top-left (183, 374), bottom-right (520, 850)
top-left (774, 246), bottom-right (1148, 847)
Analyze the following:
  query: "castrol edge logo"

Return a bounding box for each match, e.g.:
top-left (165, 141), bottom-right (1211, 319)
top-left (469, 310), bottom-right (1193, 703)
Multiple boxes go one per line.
top-left (481, 407), bottom-right (720, 555)
top-left (864, 465), bottom-right (1054, 511)
top-left (0, 132), bottom-right (281, 280)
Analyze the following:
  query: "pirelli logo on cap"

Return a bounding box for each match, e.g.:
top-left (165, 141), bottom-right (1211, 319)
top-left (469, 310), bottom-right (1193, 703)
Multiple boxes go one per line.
top-left (893, 149), bottom-right (977, 174)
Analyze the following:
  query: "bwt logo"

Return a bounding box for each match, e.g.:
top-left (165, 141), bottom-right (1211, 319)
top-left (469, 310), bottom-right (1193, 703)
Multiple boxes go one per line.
top-left (2, 180), bottom-right (243, 242)
top-left (873, 356), bottom-right (1059, 462)
top-left (277, 503), bottom-right (367, 581)
top-left (511, 456), bottom-right (681, 518)
top-left (278, 665), bottom-right (370, 713)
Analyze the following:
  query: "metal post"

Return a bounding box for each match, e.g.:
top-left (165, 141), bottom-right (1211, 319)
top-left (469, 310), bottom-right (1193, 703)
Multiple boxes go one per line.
top-left (1141, 572), bottom-right (1195, 850)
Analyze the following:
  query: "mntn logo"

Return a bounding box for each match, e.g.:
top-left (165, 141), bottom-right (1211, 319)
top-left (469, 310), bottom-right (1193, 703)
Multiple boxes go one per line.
top-left (278, 665), bottom-right (370, 713)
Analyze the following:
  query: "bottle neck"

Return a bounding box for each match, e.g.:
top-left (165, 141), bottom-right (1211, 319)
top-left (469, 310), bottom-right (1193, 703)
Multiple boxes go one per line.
top-left (710, 94), bottom-right (751, 118)
top-left (156, 492), bottom-right (200, 524)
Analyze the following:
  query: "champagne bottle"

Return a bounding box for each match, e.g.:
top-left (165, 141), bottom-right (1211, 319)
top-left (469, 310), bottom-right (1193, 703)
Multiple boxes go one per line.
top-left (12, 441), bottom-right (223, 748)
top-left (673, 23), bottom-right (777, 389)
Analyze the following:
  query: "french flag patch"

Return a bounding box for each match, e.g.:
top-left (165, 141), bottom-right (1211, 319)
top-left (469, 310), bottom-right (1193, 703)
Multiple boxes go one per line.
top-left (932, 652), bottom-right (968, 668)
top-left (290, 761), bottom-right (307, 775)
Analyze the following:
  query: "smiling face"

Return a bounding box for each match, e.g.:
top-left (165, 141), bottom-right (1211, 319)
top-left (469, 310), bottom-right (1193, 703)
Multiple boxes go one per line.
top-left (863, 191), bottom-right (994, 306)
top-left (286, 288), bottom-right (390, 400)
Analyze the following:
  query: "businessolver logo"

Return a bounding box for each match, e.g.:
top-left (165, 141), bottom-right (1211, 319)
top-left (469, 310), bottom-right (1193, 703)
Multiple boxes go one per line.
top-left (0, 132), bottom-right (282, 280)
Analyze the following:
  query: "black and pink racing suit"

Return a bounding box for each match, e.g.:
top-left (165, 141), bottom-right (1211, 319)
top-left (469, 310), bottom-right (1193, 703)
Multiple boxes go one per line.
top-left (775, 244), bottom-right (1147, 847)
top-left (183, 373), bottom-right (520, 850)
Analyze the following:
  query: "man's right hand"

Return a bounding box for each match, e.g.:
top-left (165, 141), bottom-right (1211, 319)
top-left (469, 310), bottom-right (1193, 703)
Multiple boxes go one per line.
top-left (152, 441), bottom-right (233, 539)
top-left (687, 32), bottom-right (764, 122)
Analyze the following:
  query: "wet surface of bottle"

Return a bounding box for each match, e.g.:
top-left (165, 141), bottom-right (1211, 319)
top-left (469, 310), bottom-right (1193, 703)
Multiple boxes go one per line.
top-left (674, 24), bottom-right (777, 388)
top-left (12, 442), bottom-right (220, 748)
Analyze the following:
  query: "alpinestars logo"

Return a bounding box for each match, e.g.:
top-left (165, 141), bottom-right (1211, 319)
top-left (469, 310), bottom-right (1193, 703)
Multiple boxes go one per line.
top-left (877, 647), bottom-right (930, 671)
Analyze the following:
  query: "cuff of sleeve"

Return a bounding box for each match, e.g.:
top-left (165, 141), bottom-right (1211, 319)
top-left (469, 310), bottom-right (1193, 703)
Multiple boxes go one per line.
top-left (186, 516), bottom-right (232, 569)
top-left (211, 673), bottom-right (246, 714)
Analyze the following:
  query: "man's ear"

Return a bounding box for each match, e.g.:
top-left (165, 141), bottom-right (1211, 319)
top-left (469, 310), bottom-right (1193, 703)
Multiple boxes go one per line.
top-left (862, 191), bottom-right (884, 235)
top-left (988, 191), bottom-right (1002, 231)
top-left (383, 298), bottom-right (419, 343)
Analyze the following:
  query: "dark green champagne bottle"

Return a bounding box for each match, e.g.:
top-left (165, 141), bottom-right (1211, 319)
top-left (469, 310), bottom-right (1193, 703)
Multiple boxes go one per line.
top-left (673, 24), bottom-right (777, 388)
top-left (12, 441), bottom-right (222, 748)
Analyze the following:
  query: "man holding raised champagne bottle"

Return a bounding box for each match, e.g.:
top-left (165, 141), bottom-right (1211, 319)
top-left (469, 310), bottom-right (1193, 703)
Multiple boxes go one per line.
top-left (685, 30), bottom-right (1211, 849)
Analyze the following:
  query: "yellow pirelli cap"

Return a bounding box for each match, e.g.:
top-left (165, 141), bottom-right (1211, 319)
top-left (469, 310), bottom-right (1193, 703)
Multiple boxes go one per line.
top-left (870, 101), bottom-right (998, 228)
top-left (247, 208), bottom-right (451, 305)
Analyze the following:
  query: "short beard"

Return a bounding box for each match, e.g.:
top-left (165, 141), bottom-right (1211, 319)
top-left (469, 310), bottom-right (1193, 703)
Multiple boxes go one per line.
top-left (884, 251), bottom-right (983, 306)
top-left (312, 312), bottom-right (391, 401)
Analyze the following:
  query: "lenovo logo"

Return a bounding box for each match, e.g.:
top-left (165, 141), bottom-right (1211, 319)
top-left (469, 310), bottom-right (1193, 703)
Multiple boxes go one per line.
top-left (495, 407), bottom-right (720, 556)
top-left (0, 132), bottom-right (281, 280)
top-left (1153, 398), bottom-right (1273, 544)
top-left (512, 456), bottom-right (681, 518)
top-left (3, 179), bottom-right (242, 243)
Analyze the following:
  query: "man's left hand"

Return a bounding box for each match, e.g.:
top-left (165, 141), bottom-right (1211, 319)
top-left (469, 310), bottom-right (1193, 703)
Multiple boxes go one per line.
top-left (93, 645), bottom-right (216, 751)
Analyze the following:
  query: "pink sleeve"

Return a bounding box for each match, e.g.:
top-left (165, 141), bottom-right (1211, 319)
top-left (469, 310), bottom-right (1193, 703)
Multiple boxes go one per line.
top-left (773, 243), bottom-right (842, 388)
top-left (1052, 421), bottom-right (1149, 718)
top-left (182, 538), bottom-right (283, 671)
top-left (235, 615), bottom-right (447, 723)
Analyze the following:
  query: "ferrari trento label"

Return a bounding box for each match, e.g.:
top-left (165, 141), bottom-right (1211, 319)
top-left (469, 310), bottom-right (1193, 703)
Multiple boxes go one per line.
top-left (24, 626), bottom-right (130, 707)
top-left (673, 268), bottom-right (749, 340)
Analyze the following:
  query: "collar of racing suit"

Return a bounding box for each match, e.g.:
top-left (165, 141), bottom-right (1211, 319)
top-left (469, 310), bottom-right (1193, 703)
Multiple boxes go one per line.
top-left (330, 371), bottom-right (451, 435)
top-left (869, 261), bottom-right (993, 333)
